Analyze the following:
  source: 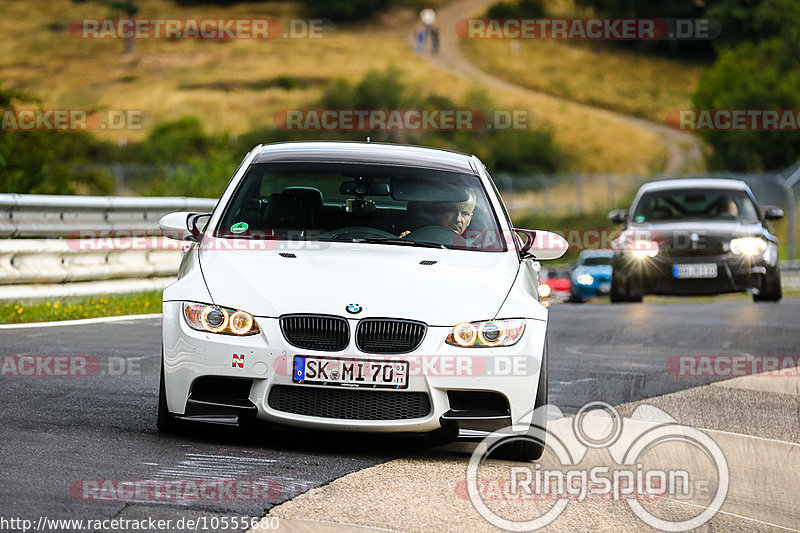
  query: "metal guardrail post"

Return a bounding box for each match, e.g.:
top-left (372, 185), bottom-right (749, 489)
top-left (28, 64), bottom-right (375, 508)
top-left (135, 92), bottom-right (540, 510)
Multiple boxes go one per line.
top-left (780, 167), bottom-right (800, 260)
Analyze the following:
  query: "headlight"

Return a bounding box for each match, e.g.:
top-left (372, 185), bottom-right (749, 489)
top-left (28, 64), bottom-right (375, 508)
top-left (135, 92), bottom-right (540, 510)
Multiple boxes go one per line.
top-left (576, 273), bottom-right (594, 285)
top-left (183, 303), bottom-right (259, 336)
top-left (446, 319), bottom-right (525, 348)
top-left (730, 237), bottom-right (767, 256)
top-left (631, 241), bottom-right (659, 259)
top-left (538, 284), bottom-right (551, 298)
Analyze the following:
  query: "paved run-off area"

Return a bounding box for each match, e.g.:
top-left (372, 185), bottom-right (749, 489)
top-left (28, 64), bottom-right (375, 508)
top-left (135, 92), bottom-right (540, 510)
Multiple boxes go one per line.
top-left (259, 373), bottom-right (800, 532)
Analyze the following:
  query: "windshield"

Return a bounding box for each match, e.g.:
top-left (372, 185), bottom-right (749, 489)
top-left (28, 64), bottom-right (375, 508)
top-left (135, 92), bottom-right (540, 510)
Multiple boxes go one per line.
top-left (631, 189), bottom-right (760, 224)
top-left (216, 162), bottom-right (506, 251)
top-left (581, 256), bottom-right (612, 266)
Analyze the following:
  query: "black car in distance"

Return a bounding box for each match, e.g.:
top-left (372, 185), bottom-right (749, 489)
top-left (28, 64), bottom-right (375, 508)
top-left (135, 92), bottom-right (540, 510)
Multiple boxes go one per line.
top-left (608, 178), bottom-right (784, 303)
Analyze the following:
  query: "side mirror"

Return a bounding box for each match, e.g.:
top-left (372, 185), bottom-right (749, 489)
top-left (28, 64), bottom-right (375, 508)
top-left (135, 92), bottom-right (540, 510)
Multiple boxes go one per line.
top-left (514, 229), bottom-right (568, 260)
top-left (158, 212), bottom-right (211, 241)
top-left (608, 209), bottom-right (628, 224)
top-left (761, 205), bottom-right (784, 220)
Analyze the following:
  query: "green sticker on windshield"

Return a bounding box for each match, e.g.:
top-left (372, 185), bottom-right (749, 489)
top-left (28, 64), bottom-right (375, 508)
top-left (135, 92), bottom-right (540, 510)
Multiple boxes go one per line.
top-left (635, 215), bottom-right (645, 223)
top-left (230, 222), bottom-right (248, 234)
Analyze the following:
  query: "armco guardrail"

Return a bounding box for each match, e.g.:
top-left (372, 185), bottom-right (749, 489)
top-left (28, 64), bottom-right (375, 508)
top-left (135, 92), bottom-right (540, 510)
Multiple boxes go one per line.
top-left (0, 238), bottom-right (183, 285)
top-left (0, 194), bottom-right (216, 290)
top-left (0, 194), bottom-right (217, 238)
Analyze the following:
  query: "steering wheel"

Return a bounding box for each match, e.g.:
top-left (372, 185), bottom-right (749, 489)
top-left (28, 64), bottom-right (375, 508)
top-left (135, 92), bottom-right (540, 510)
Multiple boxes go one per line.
top-left (316, 226), bottom-right (397, 240)
top-left (410, 225), bottom-right (468, 247)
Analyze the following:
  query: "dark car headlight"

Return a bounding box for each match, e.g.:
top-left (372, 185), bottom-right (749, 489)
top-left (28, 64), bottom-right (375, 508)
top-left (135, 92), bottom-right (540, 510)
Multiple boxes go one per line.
top-left (183, 303), bottom-right (260, 336)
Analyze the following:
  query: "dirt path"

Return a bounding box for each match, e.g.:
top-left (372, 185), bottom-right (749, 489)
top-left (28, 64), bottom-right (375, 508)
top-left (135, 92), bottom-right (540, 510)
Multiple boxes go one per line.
top-left (416, 0), bottom-right (704, 176)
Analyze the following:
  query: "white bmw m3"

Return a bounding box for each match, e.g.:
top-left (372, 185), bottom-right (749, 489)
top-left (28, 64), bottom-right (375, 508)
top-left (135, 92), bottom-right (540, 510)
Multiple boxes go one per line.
top-left (158, 141), bottom-right (567, 461)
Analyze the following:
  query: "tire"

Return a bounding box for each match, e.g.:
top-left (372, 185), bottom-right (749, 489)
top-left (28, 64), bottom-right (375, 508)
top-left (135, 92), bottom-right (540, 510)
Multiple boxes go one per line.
top-left (156, 356), bottom-right (180, 433)
top-left (754, 265), bottom-right (782, 302)
top-left (490, 340), bottom-right (548, 462)
top-left (610, 276), bottom-right (642, 303)
top-left (568, 290), bottom-right (584, 303)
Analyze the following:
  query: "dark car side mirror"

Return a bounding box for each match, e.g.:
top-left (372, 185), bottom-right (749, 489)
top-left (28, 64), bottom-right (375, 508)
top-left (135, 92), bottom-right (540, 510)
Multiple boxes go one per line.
top-left (761, 205), bottom-right (784, 220)
top-left (608, 209), bottom-right (628, 224)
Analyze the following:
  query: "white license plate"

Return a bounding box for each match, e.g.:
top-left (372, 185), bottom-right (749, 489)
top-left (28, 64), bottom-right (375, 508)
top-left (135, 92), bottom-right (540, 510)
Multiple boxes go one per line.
top-left (292, 356), bottom-right (409, 389)
top-left (673, 263), bottom-right (717, 279)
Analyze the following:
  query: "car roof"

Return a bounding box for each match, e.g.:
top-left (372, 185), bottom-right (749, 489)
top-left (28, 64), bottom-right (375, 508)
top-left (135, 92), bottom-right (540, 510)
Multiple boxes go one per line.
top-left (639, 178), bottom-right (750, 193)
top-left (252, 141), bottom-right (477, 174)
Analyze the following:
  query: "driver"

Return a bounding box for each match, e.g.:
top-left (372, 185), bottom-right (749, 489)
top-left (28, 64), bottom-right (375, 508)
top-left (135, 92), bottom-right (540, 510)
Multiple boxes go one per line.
top-left (400, 188), bottom-right (476, 238)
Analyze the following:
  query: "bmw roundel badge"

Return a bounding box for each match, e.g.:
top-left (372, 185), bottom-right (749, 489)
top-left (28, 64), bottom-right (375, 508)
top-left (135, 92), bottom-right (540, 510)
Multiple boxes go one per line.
top-left (346, 303), bottom-right (362, 314)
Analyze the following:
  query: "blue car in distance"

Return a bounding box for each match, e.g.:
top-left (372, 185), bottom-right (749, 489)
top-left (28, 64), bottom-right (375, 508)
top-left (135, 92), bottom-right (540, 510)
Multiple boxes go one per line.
top-left (569, 250), bottom-right (614, 302)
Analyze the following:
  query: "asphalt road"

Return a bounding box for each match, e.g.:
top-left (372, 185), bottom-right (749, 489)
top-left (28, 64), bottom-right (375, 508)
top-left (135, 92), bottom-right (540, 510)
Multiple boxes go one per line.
top-left (2, 299), bottom-right (799, 531)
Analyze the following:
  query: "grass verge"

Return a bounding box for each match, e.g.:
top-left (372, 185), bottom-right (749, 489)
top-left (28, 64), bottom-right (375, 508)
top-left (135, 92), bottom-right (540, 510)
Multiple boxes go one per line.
top-left (0, 291), bottom-right (162, 324)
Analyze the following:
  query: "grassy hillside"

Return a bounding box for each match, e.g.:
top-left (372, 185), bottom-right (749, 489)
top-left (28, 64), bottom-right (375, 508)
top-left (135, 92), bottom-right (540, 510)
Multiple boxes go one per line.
top-left (460, 0), bottom-right (705, 123)
top-left (0, 0), bottom-right (672, 176)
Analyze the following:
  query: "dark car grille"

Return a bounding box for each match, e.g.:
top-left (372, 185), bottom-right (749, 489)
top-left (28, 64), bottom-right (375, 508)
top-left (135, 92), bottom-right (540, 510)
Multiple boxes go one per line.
top-left (659, 234), bottom-right (727, 256)
top-left (280, 315), bottom-right (349, 351)
top-left (356, 319), bottom-right (427, 354)
top-left (268, 385), bottom-right (431, 420)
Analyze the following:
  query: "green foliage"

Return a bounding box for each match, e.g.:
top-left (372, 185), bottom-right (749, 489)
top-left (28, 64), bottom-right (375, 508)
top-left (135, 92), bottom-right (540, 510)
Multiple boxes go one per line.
top-left (0, 66), bottom-right (563, 197)
top-left (707, 0), bottom-right (800, 51)
top-left (572, 0), bottom-right (713, 59)
top-left (303, 0), bottom-right (392, 21)
top-left (486, 0), bottom-right (545, 19)
top-left (132, 116), bottom-right (215, 163)
top-left (693, 37), bottom-right (800, 171)
top-left (0, 131), bottom-right (116, 195)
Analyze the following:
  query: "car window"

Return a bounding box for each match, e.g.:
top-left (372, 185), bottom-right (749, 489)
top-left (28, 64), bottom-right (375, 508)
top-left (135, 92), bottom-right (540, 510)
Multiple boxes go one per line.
top-left (582, 256), bottom-right (612, 266)
top-left (216, 162), bottom-right (507, 251)
top-left (631, 189), bottom-right (760, 224)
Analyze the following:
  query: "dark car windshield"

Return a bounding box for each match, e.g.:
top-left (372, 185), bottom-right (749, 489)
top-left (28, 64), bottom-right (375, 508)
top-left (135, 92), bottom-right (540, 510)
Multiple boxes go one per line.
top-left (216, 162), bottom-right (506, 251)
top-left (581, 256), bottom-right (612, 266)
top-left (631, 189), bottom-right (760, 224)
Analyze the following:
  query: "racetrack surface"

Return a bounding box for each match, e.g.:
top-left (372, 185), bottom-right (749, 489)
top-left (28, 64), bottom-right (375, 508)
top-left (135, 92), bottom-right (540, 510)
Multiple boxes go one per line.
top-left (2, 299), bottom-right (798, 530)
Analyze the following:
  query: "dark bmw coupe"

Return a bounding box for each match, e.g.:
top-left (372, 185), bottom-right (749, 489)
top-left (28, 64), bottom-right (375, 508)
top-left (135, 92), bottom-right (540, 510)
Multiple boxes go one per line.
top-left (608, 178), bottom-right (783, 303)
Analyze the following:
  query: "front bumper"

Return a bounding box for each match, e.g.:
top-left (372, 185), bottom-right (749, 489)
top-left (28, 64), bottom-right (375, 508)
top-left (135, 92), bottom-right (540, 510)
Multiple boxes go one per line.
top-left (613, 253), bottom-right (768, 296)
top-left (161, 301), bottom-right (547, 437)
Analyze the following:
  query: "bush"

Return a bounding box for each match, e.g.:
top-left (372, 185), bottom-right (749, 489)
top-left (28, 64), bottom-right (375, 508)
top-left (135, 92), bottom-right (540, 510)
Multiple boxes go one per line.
top-left (303, 0), bottom-right (392, 20)
top-left (692, 37), bottom-right (800, 171)
top-left (132, 116), bottom-right (216, 163)
top-left (486, 0), bottom-right (545, 19)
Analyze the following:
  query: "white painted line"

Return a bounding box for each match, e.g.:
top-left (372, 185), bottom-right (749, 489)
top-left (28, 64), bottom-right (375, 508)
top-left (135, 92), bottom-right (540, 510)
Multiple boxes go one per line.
top-left (658, 494), bottom-right (800, 532)
top-left (0, 313), bottom-right (162, 329)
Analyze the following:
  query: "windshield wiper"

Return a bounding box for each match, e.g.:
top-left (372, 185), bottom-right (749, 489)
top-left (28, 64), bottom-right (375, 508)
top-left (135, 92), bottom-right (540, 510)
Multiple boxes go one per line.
top-left (354, 237), bottom-right (446, 249)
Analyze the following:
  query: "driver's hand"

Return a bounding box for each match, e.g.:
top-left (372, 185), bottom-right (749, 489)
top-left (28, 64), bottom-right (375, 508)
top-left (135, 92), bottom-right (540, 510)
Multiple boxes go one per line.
top-left (399, 230), bottom-right (411, 238)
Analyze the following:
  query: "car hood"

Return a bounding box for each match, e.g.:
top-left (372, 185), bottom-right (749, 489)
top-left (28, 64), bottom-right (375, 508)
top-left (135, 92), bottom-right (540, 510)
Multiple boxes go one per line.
top-left (626, 221), bottom-right (763, 239)
top-left (198, 239), bottom-right (520, 326)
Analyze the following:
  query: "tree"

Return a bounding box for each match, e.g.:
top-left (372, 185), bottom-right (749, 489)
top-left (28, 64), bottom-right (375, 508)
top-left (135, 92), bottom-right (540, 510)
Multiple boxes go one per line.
top-left (693, 37), bottom-right (800, 170)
